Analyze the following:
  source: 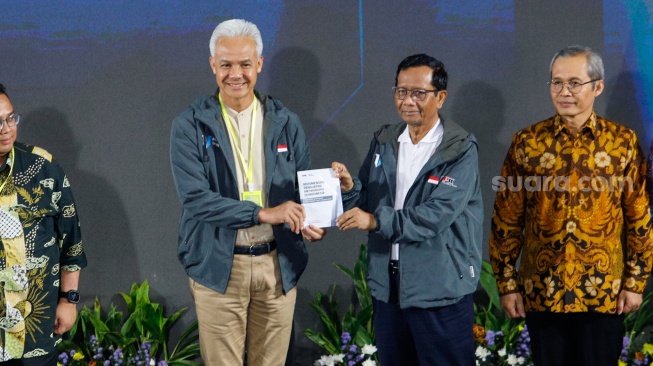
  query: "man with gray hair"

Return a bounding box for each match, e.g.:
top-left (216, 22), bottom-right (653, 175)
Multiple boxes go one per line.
top-left (490, 45), bottom-right (653, 365)
top-left (170, 19), bottom-right (325, 366)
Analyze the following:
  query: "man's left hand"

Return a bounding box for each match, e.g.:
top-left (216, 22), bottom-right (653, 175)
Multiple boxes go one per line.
top-left (302, 225), bottom-right (326, 242)
top-left (617, 290), bottom-right (643, 315)
top-left (54, 302), bottom-right (77, 335)
top-left (336, 208), bottom-right (376, 231)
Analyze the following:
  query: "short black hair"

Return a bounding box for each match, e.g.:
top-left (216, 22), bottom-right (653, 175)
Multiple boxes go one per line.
top-left (0, 84), bottom-right (6, 97)
top-left (395, 54), bottom-right (448, 91)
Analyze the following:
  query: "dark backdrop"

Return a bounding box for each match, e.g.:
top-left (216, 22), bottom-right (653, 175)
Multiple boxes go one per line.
top-left (1, 1), bottom-right (651, 364)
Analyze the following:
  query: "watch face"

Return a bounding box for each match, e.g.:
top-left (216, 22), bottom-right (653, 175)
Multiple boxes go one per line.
top-left (67, 291), bottom-right (80, 303)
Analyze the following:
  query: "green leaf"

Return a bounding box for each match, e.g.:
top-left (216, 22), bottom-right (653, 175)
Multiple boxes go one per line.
top-left (479, 261), bottom-right (501, 312)
top-left (59, 281), bottom-right (201, 366)
top-left (304, 329), bottom-right (338, 355)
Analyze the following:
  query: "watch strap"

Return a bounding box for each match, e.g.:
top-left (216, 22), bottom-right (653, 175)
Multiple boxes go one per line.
top-left (59, 290), bottom-right (80, 304)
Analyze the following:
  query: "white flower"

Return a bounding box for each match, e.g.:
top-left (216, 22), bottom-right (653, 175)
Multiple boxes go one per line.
top-left (498, 347), bottom-right (507, 357)
top-left (595, 151), bottom-right (611, 168)
top-left (540, 152), bottom-right (555, 169)
top-left (150, 359), bottom-right (155, 366)
top-left (361, 344), bottom-right (377, 355)
top-left (544, 276), bottom-right (555, 297)
top-left (566, 220), bottom-right (577, 233)
top-left (362, 360), bottom-right (377, 366)
top-left (314, 354), bottom-right (346, 366)
top-left (507, 354), bottom-right (519, 365)
top-left (517, 356), bottom-right (525, 365)
top-left (584, 276), bottom-right (603, 297)
top-left (314, 356), bottom-right (329, 366)
top-left (475, 346), bottom-right (490, 361)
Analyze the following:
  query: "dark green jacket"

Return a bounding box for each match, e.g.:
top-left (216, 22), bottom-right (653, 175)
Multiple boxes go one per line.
top-left (343, 118), bottom-right (483, 308)
top-left (170, 91), bottom-right (311, 294)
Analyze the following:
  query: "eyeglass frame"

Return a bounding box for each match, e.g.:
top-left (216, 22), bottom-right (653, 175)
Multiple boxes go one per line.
top-left (392, 87), bottom-right (439, 101)
top-left (547, 79), bottom-right (600, 94)
top-left (0, 113), bottom-right (20, 130)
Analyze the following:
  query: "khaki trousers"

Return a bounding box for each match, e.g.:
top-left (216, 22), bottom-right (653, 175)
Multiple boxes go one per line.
top-left (189, 250), bottom-right (296, 366)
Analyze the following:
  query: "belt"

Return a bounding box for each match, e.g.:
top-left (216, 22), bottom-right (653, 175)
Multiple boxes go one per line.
top-left (388, 260), bottom-right (399, 275)
top-left (234, 241), bottom-right (276, 256)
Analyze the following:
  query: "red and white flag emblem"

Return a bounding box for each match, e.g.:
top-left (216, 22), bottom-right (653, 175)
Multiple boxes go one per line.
top-left (277, 144), bottom-right (288, 152)
top-left (428, 176), bottom-right (440, 185)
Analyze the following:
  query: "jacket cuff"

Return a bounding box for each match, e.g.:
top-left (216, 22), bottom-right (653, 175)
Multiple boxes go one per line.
top-left (373, 212), bottom-right (381, 232)
top-left (252, 206), bottom-right (262, 226)
top-left (342, 178), bottom-right (362, 200)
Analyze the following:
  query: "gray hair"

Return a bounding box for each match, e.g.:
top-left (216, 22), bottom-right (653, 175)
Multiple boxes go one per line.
top-left (549, 45), bottom-right (605, 84)
top-left (209, 19), bottom-right (263, 57)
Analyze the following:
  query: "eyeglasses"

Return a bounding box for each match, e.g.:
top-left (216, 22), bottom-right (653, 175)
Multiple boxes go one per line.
top-left (0, 113), bottom-right (19, 130)
top-left (548, 80), bottom-right (599, 94)
top-left (392, 87), bottom-right (438, 101)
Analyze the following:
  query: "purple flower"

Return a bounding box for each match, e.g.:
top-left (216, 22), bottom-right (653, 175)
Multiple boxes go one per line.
top-left (341, 332), bottom-right (352, 345)
top-left (485, 330), bottom-right (496, 346)
top-left (623, 336), bottom-right (631, 349)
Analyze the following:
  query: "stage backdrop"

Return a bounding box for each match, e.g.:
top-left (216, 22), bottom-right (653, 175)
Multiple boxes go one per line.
top-left (1, 0), bottom-right (651, 364)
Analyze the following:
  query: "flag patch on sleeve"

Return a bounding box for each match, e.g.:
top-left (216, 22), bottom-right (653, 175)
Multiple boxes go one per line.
top-left (277, 144), bottom-right (288, 152)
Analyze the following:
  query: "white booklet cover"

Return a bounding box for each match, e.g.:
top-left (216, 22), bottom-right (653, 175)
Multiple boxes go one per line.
top-left (297, 168), bottom-right (344, 228)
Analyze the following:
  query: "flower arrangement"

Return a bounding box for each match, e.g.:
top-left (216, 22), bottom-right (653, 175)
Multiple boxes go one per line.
top-left (57, 281), bottom-right (200, 366)
top-left (474, 262), bottom-right (533, 366)
top-left (58, 337), bottom-right (169, 366)
top-left (306, 248), bottom-right (653, 366)
top-left (619, 291), bottom-right (653, 366)
top-left (313, 332), bottom-right (378, 366)
top-left (305, 244), bottom-right (379, 366)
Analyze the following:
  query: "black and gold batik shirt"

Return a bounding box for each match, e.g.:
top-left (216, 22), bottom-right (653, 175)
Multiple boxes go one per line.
top-left (0, 142), bottom-right (86, 360)
top-left (490, 113), bottom-right (653, 314)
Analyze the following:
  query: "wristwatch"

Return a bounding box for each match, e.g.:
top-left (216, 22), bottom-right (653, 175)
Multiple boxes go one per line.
top-left (59, 290), bottom-right (80, 304)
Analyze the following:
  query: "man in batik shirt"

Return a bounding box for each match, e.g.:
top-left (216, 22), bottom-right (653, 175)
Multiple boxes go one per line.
top-left (0, 84), bottom-right (86, 366)
top-left (490, 46), bottom-right (653, 366)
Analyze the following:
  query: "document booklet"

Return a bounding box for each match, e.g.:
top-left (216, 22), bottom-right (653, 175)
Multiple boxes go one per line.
top-left (297, 168), bottom-right (344, 228)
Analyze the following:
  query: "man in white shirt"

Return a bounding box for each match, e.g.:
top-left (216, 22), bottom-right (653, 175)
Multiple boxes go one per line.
top-left (333, 54), bottom-right (483, 365)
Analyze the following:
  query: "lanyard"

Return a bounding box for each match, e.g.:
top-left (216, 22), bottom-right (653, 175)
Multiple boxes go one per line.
top-left (0, 147), bottom-right (14, 194)
top-left (219, 94), bottom-right (257, 193)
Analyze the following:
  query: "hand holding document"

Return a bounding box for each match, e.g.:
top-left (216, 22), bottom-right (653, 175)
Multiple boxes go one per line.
top-left (297, 168), bottom-right (343, 228)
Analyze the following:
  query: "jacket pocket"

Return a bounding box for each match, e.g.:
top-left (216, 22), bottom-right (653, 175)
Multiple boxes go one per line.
top-left (446, 243), bottom-right (463, 279)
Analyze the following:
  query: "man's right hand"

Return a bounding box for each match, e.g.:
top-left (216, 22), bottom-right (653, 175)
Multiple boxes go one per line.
top-left (500, 293), bottom-right (526, 318)
top-left (258, 201), bottom-right (305, 234)
top-left (332, 161), bottom-right (354, 192)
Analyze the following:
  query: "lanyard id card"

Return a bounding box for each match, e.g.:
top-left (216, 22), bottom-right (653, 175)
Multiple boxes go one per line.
top-left (242, 190), bottom-right (263, 206)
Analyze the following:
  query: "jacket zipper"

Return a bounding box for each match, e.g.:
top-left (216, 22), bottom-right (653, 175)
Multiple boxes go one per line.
top-left (446, 243), bottom-right (463, 279)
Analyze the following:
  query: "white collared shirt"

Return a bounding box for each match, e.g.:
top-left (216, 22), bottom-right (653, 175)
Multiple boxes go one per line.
top-left (392, 119), bottom-right (443, 260)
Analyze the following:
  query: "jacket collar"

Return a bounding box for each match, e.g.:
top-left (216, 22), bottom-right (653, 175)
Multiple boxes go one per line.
top-left (376, 116), bottom-right (474, 163)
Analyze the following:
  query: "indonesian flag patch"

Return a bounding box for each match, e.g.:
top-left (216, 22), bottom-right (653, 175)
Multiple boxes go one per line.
top-left (277, 144), bottom-right (288, 152)
top-left (427, 176), bottom-right (440, 185)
